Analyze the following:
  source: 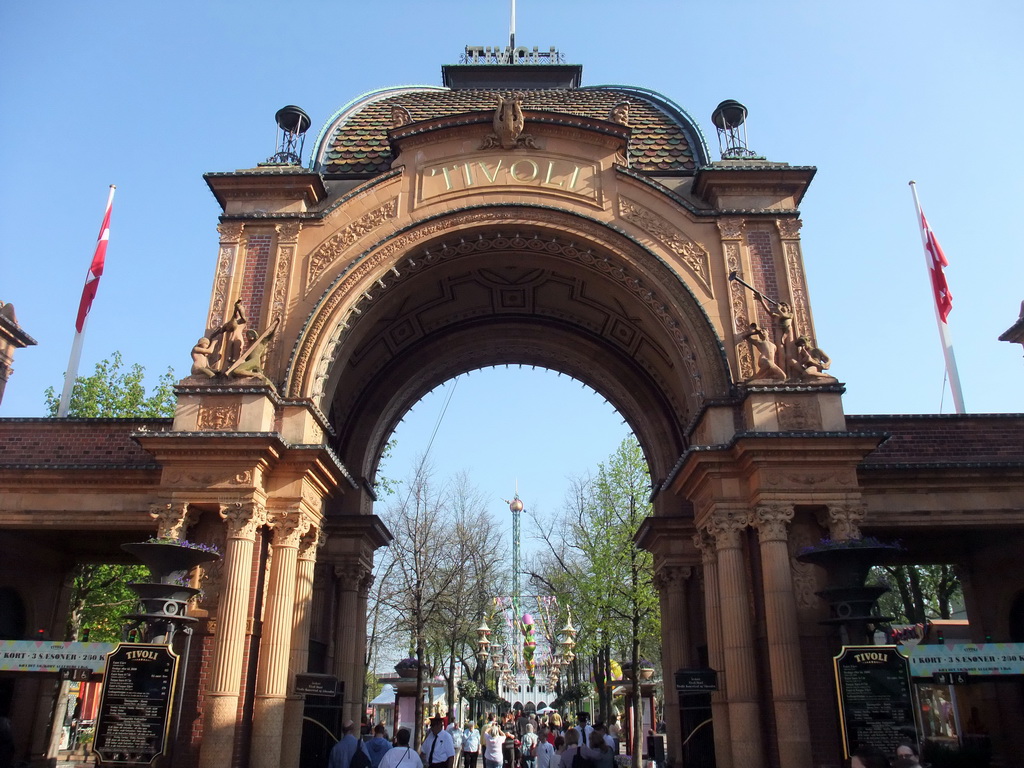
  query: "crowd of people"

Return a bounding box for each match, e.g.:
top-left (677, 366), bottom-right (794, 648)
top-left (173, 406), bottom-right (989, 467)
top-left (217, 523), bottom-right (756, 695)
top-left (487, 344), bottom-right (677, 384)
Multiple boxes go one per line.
top-left (329, 710), bottom-right (630, 768)
top-left (850, 740), bottom-right (925, 768)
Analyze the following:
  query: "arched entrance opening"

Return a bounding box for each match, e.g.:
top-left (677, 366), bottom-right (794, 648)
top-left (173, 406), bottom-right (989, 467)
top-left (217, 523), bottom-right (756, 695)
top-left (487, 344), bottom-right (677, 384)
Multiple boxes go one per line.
top-left (297, 208), bottom-right (731, 520)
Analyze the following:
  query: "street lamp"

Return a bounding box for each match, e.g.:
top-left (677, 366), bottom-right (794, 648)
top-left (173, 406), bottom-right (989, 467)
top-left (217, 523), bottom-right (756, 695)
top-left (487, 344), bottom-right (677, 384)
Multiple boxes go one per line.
top-left (476, 619), bottom-right (492, 719)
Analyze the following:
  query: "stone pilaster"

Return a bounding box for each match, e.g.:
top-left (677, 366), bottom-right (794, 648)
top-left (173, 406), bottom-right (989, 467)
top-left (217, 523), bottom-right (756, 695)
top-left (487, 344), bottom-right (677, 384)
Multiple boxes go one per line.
top-left (653, 565), bottom-right (692, 766)
top-left (251, 510), bottom-right (308, 768)
top-left (353, 568), bottom-right (374, 720)
top-left (752, 503), bottom-right (812, 768)
top-left (694, 529), bottom-right (732, 768)
top-left (707, 508), bottom-right (764, 768)
top-left (280, 526), bottom-right (322, 768)
top-left (199, 501), bottom-right (266, 768)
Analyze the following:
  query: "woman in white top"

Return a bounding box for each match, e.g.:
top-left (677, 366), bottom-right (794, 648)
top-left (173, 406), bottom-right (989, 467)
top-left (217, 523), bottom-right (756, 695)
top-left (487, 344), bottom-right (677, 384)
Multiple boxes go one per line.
top-left (462, 722), bottom-right (481, 768)
top-left (482, 722), bottom-right (508, 768)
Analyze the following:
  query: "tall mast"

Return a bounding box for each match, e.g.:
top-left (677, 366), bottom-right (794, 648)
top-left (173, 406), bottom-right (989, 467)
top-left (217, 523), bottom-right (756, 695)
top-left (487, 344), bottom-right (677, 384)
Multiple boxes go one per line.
top-left (509, 0), bottom-right (516, 50)
top-left (508, 484), bottom-right (523, 616)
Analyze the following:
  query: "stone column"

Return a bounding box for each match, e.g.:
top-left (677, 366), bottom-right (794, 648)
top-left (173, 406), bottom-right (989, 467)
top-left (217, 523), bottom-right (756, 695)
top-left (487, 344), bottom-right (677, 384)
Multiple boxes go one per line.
top-left (654, 565), bottom-right (691, 766)
top-left (251, 510), bottom-right (308, 768)
top-left (753, 503), bottom-right (812, 768)
top-left (708, 508), bottom-right (764, 768)
top-left (333, 563), bottom-right (366, 723)
top-left (199, 501), bottom-right (266, 768)
top-left (353, 568), bottom-right (374, 719)
top-left (694, 529), bottom-right (732, 768)
top-left (280, 526), bottom-right (321, 768)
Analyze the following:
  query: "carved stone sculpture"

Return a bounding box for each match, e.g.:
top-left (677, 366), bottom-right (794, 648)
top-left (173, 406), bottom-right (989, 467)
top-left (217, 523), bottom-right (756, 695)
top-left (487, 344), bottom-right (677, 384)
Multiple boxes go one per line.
top-left (738, 322), bottom-right (786, 382)
top-left (391, 105), bottom-right (412, 129)
top-left (609, 101), bottom-right (630, 126)
top-left (225, 316), bottom-right (281, 387)
top-left (208, 298), bottom-right (247, 370)
top-left (480, 92), bottom-right (536, 150)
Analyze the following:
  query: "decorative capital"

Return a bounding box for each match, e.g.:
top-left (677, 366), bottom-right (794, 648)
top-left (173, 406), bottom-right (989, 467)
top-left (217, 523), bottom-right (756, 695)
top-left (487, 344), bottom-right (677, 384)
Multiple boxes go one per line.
top-left (692, 529), bottom-right (717, 563)
top-left (717, 217), bottom-right (745, 239)
top-left (706, 508), bottom-right (750, 549)
top-left (268, 510), bottom-right (308, 548)
top-left (298, 526), bottom-right (322, 561)
top-left (219, 501), bottom-right (266, 539)
top-left (276, 221), bottom-right (301, 243)
top-left (335, 563), bottom-right (369, 587)
top-left (775, 218), bottom-right (803, 239)
top-left (217, 222), bottom-right (244, 243)
top-left (817, 502), bottom-right (866, 541)
top-left (753, 503), bottom-right (794, 542)
top-left (653, 565), bottom-right (692, 590)
top-left (149, 502), bottom-right (196, 540)
top-left (358, 571), bottom-right (375, 598)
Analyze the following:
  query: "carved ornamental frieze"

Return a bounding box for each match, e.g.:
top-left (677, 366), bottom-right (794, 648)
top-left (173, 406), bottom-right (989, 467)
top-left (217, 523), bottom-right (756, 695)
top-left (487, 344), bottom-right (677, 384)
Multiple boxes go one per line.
top-left (479, 92), bottom-right (536, 150)
top-left (197, 402), bottom-right (241, 431)
top-left (307, 199), bottom-right (399, 292)
top-left (619, 198), bottom-right (712, 296)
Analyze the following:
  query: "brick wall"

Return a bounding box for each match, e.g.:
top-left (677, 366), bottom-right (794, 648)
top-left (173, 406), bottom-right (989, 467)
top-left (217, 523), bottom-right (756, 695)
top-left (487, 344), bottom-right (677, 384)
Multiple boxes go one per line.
top-left (0, 418), bottom-right (170, 466)
top-left (239, 233), bottom-right (273, 322)
top-left (848, 414), bottom-right (1024, 465)
top-left (746, 228), bottom-right (779, 330)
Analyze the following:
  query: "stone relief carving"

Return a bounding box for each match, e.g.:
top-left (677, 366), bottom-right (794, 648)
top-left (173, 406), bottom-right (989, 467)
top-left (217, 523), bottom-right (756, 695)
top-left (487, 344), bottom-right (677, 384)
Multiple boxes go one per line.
top-left (619, 198), bottom-right (713, 295)
top-left (783, 240), bottom-right (813, 355)
top-left (271, 243), bottom-right (293, 321)
top-left (480, 92), bottom-right (537, 150)
top-left (788, 527), bottom-right (819, 610)
top-left (197, 403), bottom-right (241, 431)
top-left (726, 246), bottom-right (755, 381)
top-left (776, 398), bottom-right (821, 430)
top-left (306, 199), bottom-right (399, 291)
top-left (208, 243), bottom-right (237, 331)
top-left (291, 209), bottom-right (719, 407)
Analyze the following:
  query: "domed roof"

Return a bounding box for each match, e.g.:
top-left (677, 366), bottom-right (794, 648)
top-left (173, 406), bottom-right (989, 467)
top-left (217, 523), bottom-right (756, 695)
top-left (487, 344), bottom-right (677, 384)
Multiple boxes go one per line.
top-left (311, 84), bottom-right (710, 177)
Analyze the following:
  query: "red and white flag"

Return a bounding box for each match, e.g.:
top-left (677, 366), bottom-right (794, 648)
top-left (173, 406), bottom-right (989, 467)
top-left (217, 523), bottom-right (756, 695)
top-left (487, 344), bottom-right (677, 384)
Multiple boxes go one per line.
top-left (75, 186), bottom-right (115, 333)
top-left (920, 210), bottom-right (953, 323)
top-left (910, 181), bottom-right (964, 413)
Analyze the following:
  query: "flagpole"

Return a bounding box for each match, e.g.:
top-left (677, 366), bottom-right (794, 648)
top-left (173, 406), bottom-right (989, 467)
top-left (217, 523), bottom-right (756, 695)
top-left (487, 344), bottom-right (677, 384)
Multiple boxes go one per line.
top-left (57, 185), bottom-right (115, 417)
top-left (909, 181), bottom-right (965, 414)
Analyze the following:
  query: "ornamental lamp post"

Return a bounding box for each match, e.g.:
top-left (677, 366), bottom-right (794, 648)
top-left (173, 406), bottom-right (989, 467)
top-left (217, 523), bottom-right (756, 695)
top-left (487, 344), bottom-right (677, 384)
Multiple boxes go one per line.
top-left (476, 619), bottom-right (492, 718)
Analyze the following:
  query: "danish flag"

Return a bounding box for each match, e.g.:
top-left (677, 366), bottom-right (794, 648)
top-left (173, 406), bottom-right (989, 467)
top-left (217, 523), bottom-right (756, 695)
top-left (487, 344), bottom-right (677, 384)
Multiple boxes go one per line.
top-left (74, 186), bottom-right (115, 333)
top-left (920, 210), bottom-right (953, 323)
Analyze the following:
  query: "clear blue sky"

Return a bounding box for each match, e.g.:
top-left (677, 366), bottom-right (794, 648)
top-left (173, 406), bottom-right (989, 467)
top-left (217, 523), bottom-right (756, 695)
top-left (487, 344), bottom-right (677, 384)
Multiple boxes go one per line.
top-left (2, 1), bottom-right (1022, 525)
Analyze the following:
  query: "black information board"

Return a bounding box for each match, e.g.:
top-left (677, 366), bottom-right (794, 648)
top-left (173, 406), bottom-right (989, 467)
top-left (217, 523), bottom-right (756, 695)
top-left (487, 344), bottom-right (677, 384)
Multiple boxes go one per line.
top-left (295, 673), bottom-right (340, 696)
top-left (674, 668), bottom-right (718, 694)
top-left (94, 643), bottom-right (179, 765)
top-left (834, 646), bottom-right (917, 758)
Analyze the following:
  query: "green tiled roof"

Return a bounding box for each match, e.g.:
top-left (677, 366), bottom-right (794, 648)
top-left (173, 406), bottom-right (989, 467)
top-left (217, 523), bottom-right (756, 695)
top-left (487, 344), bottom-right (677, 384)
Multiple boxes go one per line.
top-left (313, 86), bottom-right (708, 177)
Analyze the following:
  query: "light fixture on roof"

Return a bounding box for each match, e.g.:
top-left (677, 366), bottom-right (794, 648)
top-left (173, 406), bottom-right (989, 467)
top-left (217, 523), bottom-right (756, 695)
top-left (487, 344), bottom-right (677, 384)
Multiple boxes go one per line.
top-left (711, 99), bottom-right (759, 160)
top-left (267, 105), bottom-right (312, 165)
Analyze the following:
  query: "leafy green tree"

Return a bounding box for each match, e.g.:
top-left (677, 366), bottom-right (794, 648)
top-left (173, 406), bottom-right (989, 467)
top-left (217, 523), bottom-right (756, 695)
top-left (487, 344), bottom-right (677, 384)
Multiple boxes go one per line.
top-left (529, 435), bottom-right (660, 767)
top-left (45, 351), bottom-right (175, 417)
top-left (66, 564), bottom-right (147, 641)
top-left (45, 352), bottom-right (176, 640)
top-left (873, 564), bottom-right (963, 624)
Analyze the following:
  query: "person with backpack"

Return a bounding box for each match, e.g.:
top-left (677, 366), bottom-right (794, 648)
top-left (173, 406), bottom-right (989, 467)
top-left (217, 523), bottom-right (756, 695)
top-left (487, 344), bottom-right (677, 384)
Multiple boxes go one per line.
top-left (330, 720), bottom-right (371, 768)
top-left (521, 724), bottom-right (538, 768)
top-left (365, 724), bottom-right (393, 768)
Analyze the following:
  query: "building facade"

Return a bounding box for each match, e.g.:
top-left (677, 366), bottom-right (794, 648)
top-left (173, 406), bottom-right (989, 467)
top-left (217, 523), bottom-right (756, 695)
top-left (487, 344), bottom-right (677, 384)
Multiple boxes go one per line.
top-left (1, 49), bottom-right (1023, 768)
